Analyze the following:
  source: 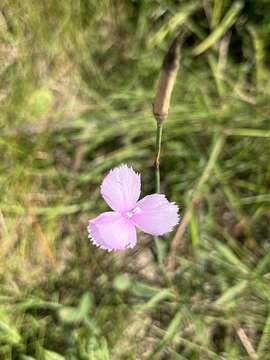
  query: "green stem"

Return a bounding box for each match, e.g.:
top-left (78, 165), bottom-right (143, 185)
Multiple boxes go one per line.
top-left (154, 121), bottom-right (164, 267)
top-left (153, 121), bottom-right (173, 285)
top-left (155, 122), bottom-right (163, 194)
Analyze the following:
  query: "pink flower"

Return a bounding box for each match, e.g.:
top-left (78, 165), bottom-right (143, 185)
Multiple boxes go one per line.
top-left (87, 165), bottom-right (179, 251)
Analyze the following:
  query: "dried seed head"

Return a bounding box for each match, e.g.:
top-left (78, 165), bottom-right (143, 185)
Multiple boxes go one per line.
top-left (153, 35), bottom-right (182, 123)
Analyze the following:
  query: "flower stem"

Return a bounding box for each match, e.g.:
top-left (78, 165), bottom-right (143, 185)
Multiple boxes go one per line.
top-left (155, 122), bottom-right (163, 194)
top-left (152, 34), bottom-right (181, 270)
top-left (154, 121), bottom-right (164, 266)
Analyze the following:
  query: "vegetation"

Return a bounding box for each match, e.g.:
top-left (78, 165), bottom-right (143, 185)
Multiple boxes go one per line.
top-left (0, 0), bottom-right (270, 359)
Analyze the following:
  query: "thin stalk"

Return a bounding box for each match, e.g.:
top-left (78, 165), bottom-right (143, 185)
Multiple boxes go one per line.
top-left (153, 121), bottom-right (164, 267)
top-left (155, 122), bottom-right (163, 194)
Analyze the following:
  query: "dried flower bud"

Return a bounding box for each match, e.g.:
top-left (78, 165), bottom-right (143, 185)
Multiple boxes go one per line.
top-left (153, 36), bottom-right (181, 123)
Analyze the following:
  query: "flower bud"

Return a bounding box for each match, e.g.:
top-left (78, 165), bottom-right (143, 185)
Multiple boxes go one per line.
top-left (153, 35), bottom-right (181, 123)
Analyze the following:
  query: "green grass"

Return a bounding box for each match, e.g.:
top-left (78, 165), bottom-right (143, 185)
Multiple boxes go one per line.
top-left (0, 0), bottom-right (270, 359)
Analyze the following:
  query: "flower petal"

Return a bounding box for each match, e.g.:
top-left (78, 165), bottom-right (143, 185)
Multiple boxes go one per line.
top-left (88, 212), bottom-right (137, 251)
top-left (100, 164), bottom-right (141, 212)
top-left (131, 194), bottom-right (179, 236)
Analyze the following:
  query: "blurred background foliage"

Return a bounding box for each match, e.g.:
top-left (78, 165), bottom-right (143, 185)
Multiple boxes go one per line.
top-left (0, 0), bottom-right (270, 359)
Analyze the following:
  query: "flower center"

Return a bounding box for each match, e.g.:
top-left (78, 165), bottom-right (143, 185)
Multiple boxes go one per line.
top-left (125, 206), bottom-right (141, 219)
